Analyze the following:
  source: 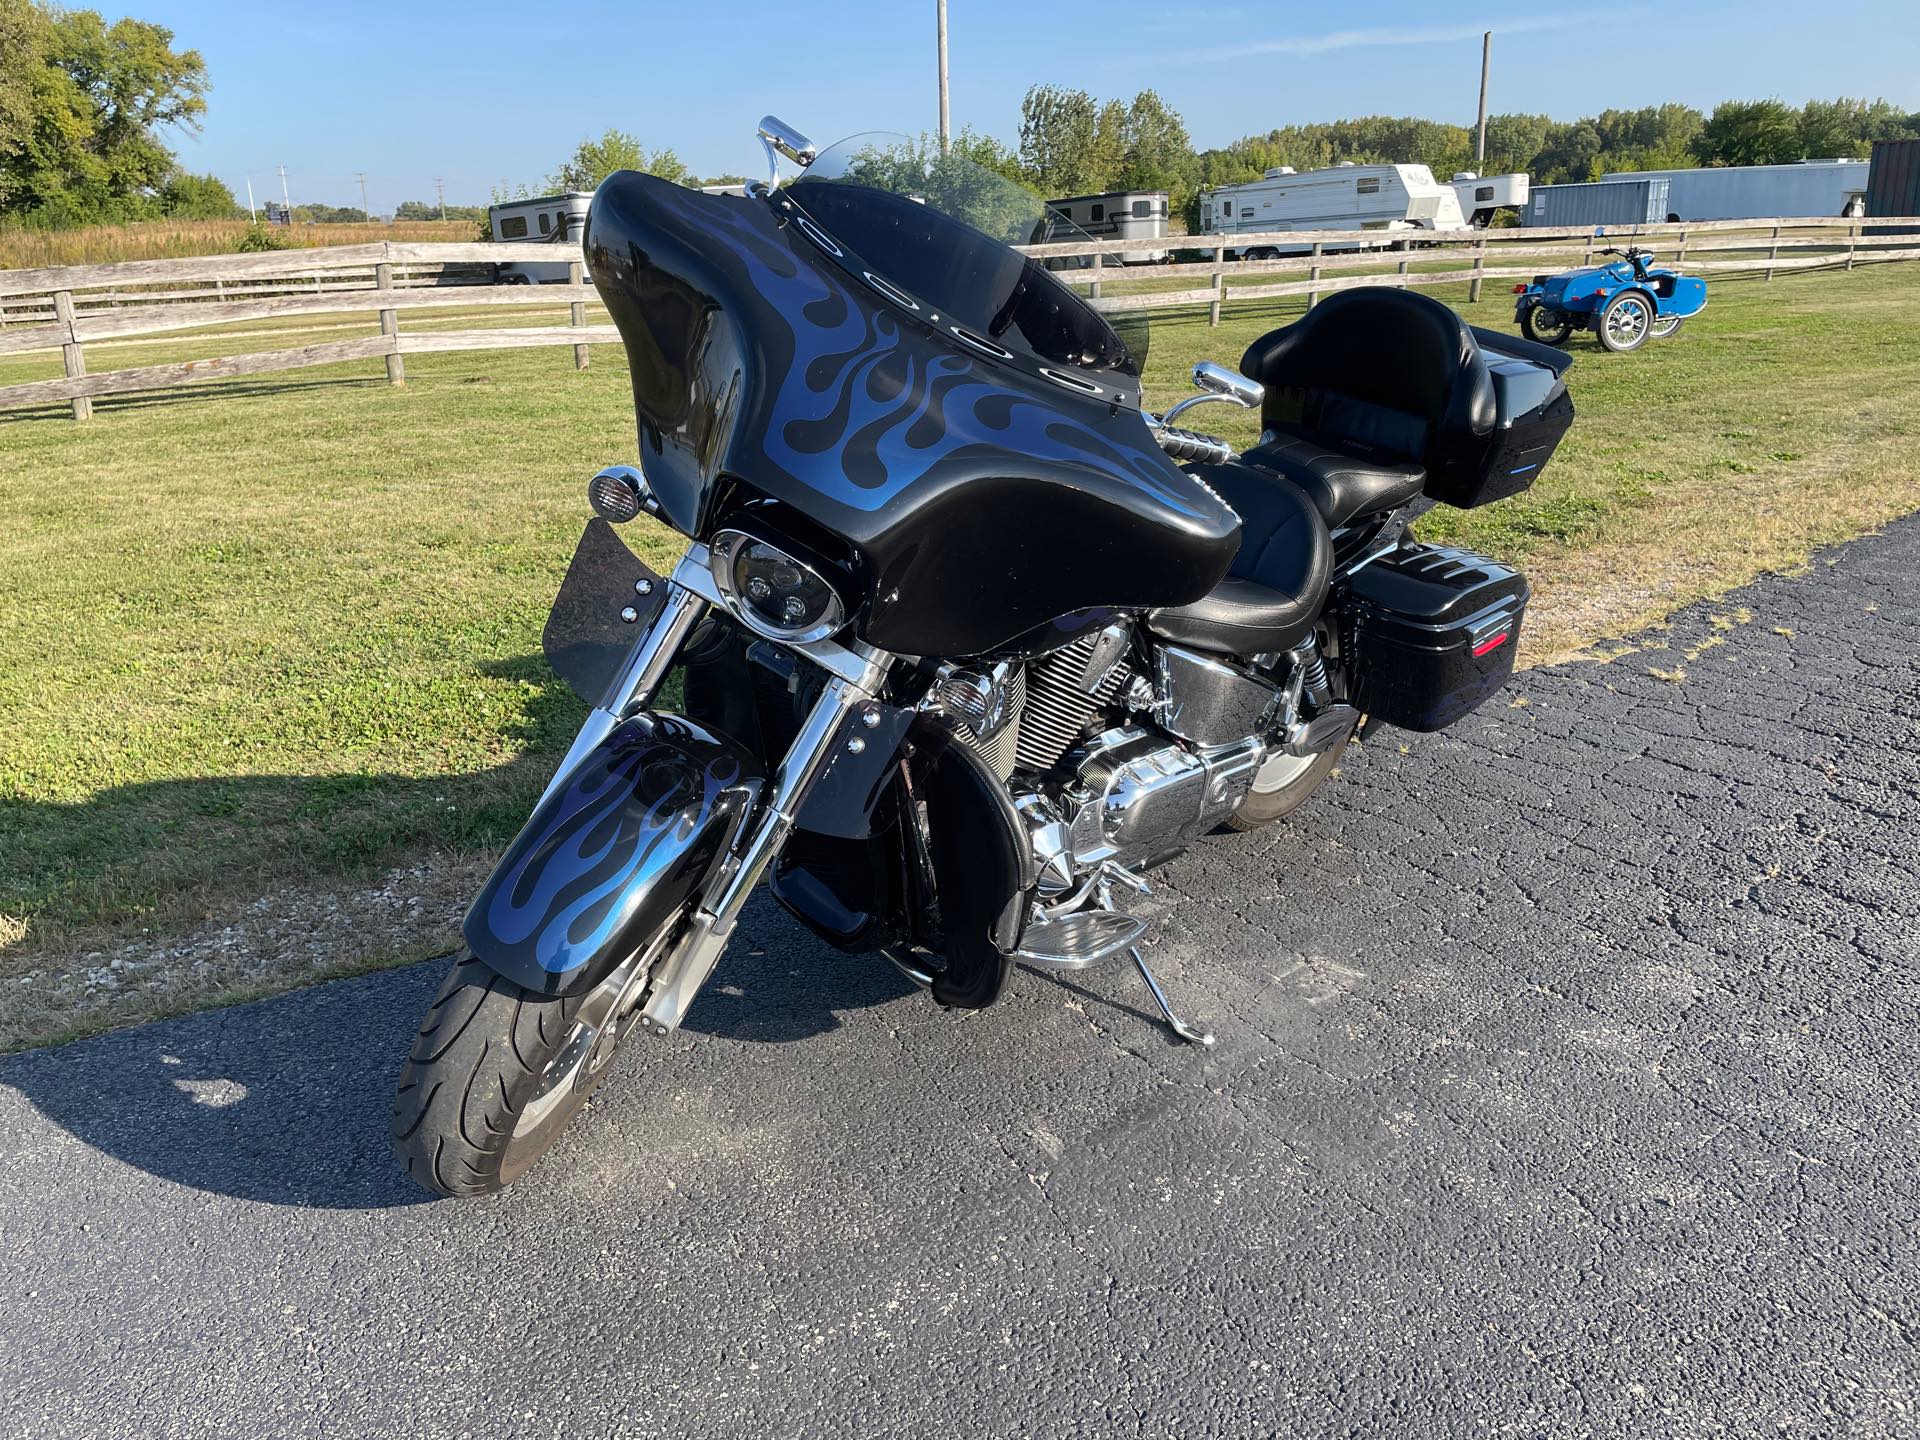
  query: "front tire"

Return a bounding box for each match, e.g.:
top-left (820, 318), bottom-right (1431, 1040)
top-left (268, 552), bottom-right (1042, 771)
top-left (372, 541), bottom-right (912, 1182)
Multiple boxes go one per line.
top-left (391, 954), bottom-right (622, 1197)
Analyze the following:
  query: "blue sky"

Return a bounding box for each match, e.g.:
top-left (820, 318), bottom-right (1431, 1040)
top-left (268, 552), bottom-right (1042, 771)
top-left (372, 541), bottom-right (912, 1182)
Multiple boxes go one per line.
top-left (127, 0), bottom-right (1920, 210)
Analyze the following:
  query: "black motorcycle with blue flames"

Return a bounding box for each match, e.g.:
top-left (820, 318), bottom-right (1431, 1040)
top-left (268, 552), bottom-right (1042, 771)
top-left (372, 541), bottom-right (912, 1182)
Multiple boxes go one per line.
top-left (391, 120), bottom-right (1578, 1196)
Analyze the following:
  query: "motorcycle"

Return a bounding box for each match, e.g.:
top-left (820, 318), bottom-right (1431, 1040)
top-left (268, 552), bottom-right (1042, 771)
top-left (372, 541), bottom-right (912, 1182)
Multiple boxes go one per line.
top-left (391, 119), bottom-right (1579, 1196)
top-left (1515, 235), bottom-right (1708, 353)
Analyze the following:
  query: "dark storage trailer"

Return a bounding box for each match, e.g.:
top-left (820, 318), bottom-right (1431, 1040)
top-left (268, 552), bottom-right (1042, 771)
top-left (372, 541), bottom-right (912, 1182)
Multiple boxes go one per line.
top-left (1524, 178), bottom-right (1670, 229)
top-left (1865, 139), bottom-right (1920, 235)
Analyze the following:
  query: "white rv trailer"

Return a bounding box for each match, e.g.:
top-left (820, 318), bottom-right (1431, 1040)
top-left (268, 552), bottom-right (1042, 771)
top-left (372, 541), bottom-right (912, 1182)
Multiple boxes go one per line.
top-left (1043, 190), bottom-right (1171, 265)
top-left (1451, 171), bottom-right (1530, 226)
top-left (1198, 162), bottom-right (1468, 257)
top-left (1596, 160), bottom-right (1869, 222)
top-left (486, 191), bottom-right (594, 283)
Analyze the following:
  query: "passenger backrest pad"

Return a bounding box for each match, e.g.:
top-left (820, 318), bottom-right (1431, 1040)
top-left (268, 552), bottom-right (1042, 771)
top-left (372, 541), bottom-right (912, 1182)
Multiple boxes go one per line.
top-left (1240, 289), bottom-right (1497, 464)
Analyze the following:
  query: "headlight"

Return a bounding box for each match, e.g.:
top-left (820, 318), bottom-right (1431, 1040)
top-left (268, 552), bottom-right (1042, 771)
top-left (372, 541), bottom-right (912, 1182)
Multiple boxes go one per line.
top-left (708, 529), bottom-right (847, 643)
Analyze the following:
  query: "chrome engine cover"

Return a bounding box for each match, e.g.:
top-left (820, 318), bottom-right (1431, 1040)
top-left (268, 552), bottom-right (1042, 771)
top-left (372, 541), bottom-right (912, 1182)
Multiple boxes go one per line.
top-left (1021, 727), bottom-right (1264, 891)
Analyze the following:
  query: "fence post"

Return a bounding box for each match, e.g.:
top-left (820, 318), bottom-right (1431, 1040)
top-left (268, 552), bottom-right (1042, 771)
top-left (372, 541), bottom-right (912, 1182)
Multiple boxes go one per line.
top-left (1846, 222), bottom-right (1859, 272)
top-left (1208, 243), bottom-right (1223, 328)
top-left (374, 261), bottom-right (404, 386)
top-left (1468, 232), bottom-right (1486, 304)
top-left (1088, 250), bottom-right (1102, 301)
top-left (1582, 230), bottom-right (1595, 266)
top-left (52, 290), bottom-right (91, 422)
top-left (1765, 224), bottom-right (1781, 281)
top-left (1307, 242), bottom-right (1323, 309)
top-left (1396, 250), bottom-right (1412, 287)
top-left (567, 259), bottom-right (590, 370)
top-left (1675, 227), bottom-right (1690, 266)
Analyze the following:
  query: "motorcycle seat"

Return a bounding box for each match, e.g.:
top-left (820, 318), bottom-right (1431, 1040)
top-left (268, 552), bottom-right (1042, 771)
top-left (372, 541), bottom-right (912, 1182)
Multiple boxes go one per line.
top-left (1240, 433), bottom-right (1426, 531)
top-left (1147, 461), bottom-right (1332, 656)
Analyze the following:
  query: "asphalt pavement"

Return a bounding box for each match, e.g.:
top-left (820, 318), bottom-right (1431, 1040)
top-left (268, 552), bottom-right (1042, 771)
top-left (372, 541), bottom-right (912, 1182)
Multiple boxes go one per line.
top-left (3, 520), bottom-right (1917, 1439)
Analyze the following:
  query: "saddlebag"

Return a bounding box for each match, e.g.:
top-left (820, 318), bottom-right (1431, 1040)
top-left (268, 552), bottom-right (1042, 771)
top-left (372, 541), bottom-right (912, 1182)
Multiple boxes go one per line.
top-left (1339, 543), bottom-right (1528, 732)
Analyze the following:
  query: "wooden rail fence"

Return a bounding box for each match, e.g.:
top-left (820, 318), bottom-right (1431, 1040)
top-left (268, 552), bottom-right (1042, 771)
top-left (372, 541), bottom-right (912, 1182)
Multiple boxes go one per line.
top-left (2, 218), bottom-right (1917, 420)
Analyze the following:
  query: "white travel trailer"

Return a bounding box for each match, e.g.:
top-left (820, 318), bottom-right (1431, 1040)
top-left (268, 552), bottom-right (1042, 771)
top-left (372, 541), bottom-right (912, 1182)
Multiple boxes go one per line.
top-left (1043, 190), bottom-right (1171, 265)
top-left (487, 191), bottom-right (594, 283)
top-left (1198, 163), bottom-right (1468, 256)
top-left (1597, 160), bottom-right (1869, 222)
top-left (1451, 171), bottom-right (1530, 226)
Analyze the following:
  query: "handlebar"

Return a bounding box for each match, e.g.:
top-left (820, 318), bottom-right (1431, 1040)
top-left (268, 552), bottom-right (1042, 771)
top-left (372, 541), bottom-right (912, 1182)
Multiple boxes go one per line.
top-left (1146, 414), bottom-right (1235, 466)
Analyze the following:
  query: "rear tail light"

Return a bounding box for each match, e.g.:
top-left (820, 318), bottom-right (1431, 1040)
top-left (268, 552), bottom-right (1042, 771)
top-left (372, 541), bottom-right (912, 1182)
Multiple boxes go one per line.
top-left (1513, 284), bottom-right (1528, 294)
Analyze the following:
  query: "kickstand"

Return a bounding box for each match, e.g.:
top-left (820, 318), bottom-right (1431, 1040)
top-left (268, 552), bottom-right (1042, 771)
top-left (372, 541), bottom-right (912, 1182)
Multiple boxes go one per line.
top-left (1128, 946), bottom-right (1216, 1048)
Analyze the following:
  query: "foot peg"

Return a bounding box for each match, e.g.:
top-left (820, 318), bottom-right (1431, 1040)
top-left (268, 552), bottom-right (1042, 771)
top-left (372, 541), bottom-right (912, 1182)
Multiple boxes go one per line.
top-left (1016, 909), bottom-right (1148, 970)
top-left (1130, 946), bottom-right (1216, 1048)
top-left (1023, 864), bottom-right (1216, 1047)
top-left (1281, 704), bottom-right (1359, 757)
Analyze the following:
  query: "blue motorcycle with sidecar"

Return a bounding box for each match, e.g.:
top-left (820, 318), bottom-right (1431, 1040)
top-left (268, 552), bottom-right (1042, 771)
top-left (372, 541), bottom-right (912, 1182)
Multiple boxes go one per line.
top-left (1514, 240), bottom-right (1707, 353)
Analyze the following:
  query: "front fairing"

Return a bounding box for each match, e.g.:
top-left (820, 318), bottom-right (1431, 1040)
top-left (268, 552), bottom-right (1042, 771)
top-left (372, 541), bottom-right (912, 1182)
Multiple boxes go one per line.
top-left (583, 172), bottom-right (1239, 658)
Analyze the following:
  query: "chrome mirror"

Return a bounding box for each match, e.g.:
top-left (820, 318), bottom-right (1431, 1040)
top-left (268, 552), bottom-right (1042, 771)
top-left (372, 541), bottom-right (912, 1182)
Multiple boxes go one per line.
top-left (756, 116), bottom-right (817, 193)
top-left (1164, 361), bottom-right (1264, 424)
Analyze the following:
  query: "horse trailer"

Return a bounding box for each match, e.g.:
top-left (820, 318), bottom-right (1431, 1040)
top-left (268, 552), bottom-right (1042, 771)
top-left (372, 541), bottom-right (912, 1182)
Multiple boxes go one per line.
top-left (486, 191), bottom-right (594, 283)
top-left (1451, 172), bottom-right (1530, 226)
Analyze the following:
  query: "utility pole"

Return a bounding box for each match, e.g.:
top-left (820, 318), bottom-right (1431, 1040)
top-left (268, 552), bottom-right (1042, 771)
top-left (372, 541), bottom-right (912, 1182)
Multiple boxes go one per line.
top-left (277, 164), bottom-right (291, 218)
top-left (356, 171), bottom-right (370, 221)
top-left (434, 177), bottom-right (446, 220)
top-left (936, 0), bottom-right (950, 154)
top-left (1474, 30), bottom-right (1491, 169)
top-left (244, 176), bottom-right (257, 223)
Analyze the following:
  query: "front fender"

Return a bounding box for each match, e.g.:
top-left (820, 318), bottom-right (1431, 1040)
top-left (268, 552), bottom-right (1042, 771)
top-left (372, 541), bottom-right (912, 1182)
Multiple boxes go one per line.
top-left (464, 713), bottom-right (764, 997)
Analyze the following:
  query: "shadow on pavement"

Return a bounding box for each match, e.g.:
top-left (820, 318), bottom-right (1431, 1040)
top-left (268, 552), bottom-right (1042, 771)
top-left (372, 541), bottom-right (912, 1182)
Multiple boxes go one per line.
top-left (0, 893), bottom-right (922, 1210)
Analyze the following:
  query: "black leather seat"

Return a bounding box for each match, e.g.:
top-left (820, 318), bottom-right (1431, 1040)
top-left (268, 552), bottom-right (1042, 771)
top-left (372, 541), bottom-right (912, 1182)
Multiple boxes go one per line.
top-left (1241, 434), bottom-right (1426, 531)
top-left (1148, 461), bottom-right (1332, 656)
top-left (1237, 289), bottom-right (1498, 529)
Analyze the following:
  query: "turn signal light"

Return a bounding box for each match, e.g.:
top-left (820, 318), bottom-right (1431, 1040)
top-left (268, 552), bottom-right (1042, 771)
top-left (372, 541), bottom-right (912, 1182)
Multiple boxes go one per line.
top-left (1513, 284), bottom-right (1528, 294)
top-left (588, 465), bottom-right (650, 524)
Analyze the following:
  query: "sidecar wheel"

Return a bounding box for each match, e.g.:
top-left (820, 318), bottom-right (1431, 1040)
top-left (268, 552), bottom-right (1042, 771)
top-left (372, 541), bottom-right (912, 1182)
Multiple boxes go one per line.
top-left (391, 954), bottom-right (625, 1197)
top-left (1650, 314), bottom-right (1684, 340)
top-left (1521, 304), bottom-right (1572, 346)
top-left (1597, 291), bottom-right (1654, 352)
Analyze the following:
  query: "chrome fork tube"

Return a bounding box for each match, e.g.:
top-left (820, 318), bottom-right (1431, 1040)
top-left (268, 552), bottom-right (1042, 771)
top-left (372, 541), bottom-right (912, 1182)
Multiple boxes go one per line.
top-left (536, 577), bottom-right (708, 808)
top-left (639, 654), bottom-right (889, 1034)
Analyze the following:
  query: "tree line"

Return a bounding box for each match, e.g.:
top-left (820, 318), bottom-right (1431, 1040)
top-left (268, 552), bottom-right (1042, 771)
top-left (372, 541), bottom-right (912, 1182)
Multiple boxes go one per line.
top-left (1009, 86), bottom-right (1919, 224)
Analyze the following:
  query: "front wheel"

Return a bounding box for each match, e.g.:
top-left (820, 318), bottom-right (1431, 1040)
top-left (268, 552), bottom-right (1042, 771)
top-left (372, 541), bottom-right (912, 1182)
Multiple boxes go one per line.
top-left (1597, 291), bottom-right (1654, 352)
top-left (1520, 303), bottom-right (1573, 346)
top-left (392, 952), bottom-right (640, 1196)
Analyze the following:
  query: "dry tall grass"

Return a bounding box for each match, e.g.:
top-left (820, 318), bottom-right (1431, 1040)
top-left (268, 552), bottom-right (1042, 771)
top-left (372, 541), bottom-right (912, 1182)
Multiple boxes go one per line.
top-left (0, 219), bottom-right (479, 270)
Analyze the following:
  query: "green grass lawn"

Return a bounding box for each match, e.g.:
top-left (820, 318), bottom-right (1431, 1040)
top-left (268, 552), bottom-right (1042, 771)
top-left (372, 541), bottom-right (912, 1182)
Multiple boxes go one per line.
top-left (2, 261), bottom-right (1918, 1049)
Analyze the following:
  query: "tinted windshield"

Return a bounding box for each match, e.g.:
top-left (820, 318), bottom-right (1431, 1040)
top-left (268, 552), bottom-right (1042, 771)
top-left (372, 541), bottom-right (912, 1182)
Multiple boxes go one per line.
top-left (785, 132), bottom-right (1143, 379)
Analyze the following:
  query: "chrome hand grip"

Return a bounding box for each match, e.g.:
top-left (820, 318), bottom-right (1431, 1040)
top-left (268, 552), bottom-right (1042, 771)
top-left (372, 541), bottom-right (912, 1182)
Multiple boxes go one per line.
top-left (1146, 416), bottom-right (1234, 466)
